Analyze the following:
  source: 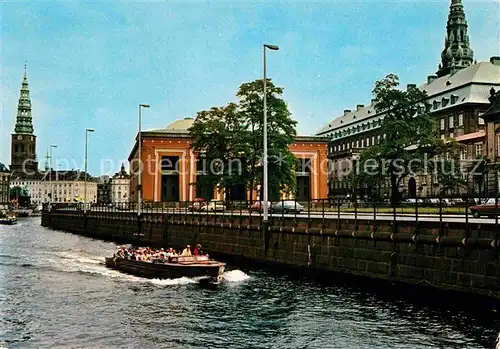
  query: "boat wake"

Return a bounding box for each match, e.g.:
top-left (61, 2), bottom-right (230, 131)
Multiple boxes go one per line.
top-left (39, 250), bottom-right (250, 286)
top-left (221, 269), bottom-right (250, 282)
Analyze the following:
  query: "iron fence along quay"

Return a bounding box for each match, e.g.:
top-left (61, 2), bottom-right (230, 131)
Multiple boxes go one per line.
top-left (43, 193), bottom-right (500, 228)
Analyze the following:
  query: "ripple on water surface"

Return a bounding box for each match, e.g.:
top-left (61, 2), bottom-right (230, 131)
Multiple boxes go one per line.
top-left (0, 218), bottom-right (499, 349)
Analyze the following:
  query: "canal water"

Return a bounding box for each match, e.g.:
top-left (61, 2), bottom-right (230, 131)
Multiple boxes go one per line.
top-left (1, 218), bottom-right (499, 349)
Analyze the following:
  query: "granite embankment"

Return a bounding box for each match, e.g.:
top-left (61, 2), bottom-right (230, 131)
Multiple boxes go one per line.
top-left (42, 209), bottom-right (500, 301)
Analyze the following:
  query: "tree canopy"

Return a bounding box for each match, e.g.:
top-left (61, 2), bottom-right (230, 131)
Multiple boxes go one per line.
top-left (353, 74), bottom-right (464, 202)
top-left (189, 79), bottom-right (297, 201)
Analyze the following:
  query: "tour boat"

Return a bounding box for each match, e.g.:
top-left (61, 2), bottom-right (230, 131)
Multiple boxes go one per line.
top-left (105, 255), bottom-right (225, 281)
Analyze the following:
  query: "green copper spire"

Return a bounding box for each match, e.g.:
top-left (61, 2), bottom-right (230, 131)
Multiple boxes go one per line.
top-left (436, 0), bottom-right (474, 77)
top-left (14, 63), bottom-right (34, 134)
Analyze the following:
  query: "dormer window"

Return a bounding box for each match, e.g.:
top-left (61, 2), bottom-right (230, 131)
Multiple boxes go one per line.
top-left (451, 95), bottom-right (459, 104)
top-left (433, 101), bottom-right (440, 110)
top-left (442, 97), bottom-right (449, 107)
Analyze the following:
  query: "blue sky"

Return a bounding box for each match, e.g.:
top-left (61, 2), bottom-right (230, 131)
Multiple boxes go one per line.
top-left (1, 0), bottom-right (499, 175)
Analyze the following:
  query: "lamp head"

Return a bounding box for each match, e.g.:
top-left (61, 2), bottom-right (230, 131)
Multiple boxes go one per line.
top-left (264, 44), bottom-right (279, 51)
top-left (50, 144), bottom-right (57, 148)
top-left (139, 104), bottom-right (150, 108)
top-left (86, 128), bottom-right (95, 133)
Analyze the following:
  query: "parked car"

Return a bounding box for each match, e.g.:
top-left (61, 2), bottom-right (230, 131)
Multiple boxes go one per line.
top-left (470, 198), bottom-right (499, 218)
top-left (248, 201), bottom-right (271, 214)
top-left (271, 201), bottom-right (304, 213)
top-left (200, 201), bottom-right (226, 212)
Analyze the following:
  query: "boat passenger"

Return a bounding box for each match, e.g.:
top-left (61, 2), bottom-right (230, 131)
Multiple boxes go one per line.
top-left (181, 245), bottom-right (192, 256)
top-left (193, 244), bottom-right (203, 256)
top-left (165, 248), bottom-right (175, 258)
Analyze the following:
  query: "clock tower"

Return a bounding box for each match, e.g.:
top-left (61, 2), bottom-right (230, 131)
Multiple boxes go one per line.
top-left (10, 65), bottom-right (38, 178)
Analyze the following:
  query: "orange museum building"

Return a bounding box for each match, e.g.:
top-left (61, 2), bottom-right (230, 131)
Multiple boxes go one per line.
top-left (128, 117), bottom-right (328, 202)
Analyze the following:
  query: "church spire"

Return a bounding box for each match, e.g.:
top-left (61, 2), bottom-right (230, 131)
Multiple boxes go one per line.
top-left (14, 64), bottom-right (34, 134)
top-left (436, 0), bottom-right (474, 77)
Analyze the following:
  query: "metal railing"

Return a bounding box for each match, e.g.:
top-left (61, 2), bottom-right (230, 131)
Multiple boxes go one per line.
top-left (41, 194), bottom-right (500, 226)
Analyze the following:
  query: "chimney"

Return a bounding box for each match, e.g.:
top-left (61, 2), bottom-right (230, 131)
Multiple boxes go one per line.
top-left (343, 109), bottom-right (351, 116)
top-left (356, 104), bottom-right (364, 111)
top-left (427, 75), bottom-right (437, 84)
top-left (490, 56), bottom-right (500, 66)
top-left (407, 84), bottom-right (416, 91)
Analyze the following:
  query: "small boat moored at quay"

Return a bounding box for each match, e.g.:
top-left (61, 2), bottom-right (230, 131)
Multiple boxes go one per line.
top-left (0, 210), bottom-right (17, 225)
top-left (105, 254), bottom-right (225, 281)
top-left (0, 216), bottom-right (17, 225)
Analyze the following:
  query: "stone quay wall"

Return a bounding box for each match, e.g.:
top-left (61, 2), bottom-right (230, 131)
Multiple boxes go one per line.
top-left (41, 210), bottom-right (500, 301)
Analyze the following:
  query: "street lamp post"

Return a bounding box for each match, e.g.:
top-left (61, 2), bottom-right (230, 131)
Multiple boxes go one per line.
top-left (49, 144), bottom-right (57, 209)
top-left (138, 104), bottom-right (150, 216)
top-left (262, 44), bottom-right (279, 224)
top-left (84, 128), bottom-right (95, 209)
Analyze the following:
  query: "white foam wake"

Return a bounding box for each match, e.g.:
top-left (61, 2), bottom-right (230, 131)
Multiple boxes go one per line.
top-left (495, 332), bottom-right (500, 349)
top-left (149, 277), bottom-right (200, 286)
top-left (47, 251), bottom-right (211, 286)
top-left (46, 250), bottom-right (250, 286)
top-left (221, 270), bottom-right (250, 282)
top-left (55, 251), bottom-right (103, 265)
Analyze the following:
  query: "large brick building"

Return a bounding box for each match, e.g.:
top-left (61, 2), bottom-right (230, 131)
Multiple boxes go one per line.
top-left (316, 0), bottom-right (500, 198)
top-left (128, 117), bottom-right (328, 203)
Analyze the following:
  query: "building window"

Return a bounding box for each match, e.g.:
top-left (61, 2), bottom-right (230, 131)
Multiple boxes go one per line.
top-left (449, 116), bottom-right (454, 128)
top-left (458, 113), bottom-right (464, 127)
top-left (372, 136), bottom-right (375, 145)
top-left (478, 117), bottom-right (485, 125)
top-left (440, 119), bottom-right (445, 130)
top-left (356, 140), bottom-right (359, 148)
top-left (475, 143), bottom-right (483, 157)
top-left (366, 138), bottom-right (370, 147)
top-left (449, 132), bottom-right (454, 139)
top-left (451, 95), bottom-right (458, 104)
top-left (441, 134), bottom-right (445, 140)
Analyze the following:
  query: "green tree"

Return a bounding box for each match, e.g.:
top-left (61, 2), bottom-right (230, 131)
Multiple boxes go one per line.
top-left (354, 74), bottom-right (451, 203)
top-left (432, 140), bottom-right (467, 196)
top-left (189, 103), bottom-right (248, 200)
top-left (237, 79), bottom-right (298, 201)
top-left (189, 79), bottom-right (298, 201)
